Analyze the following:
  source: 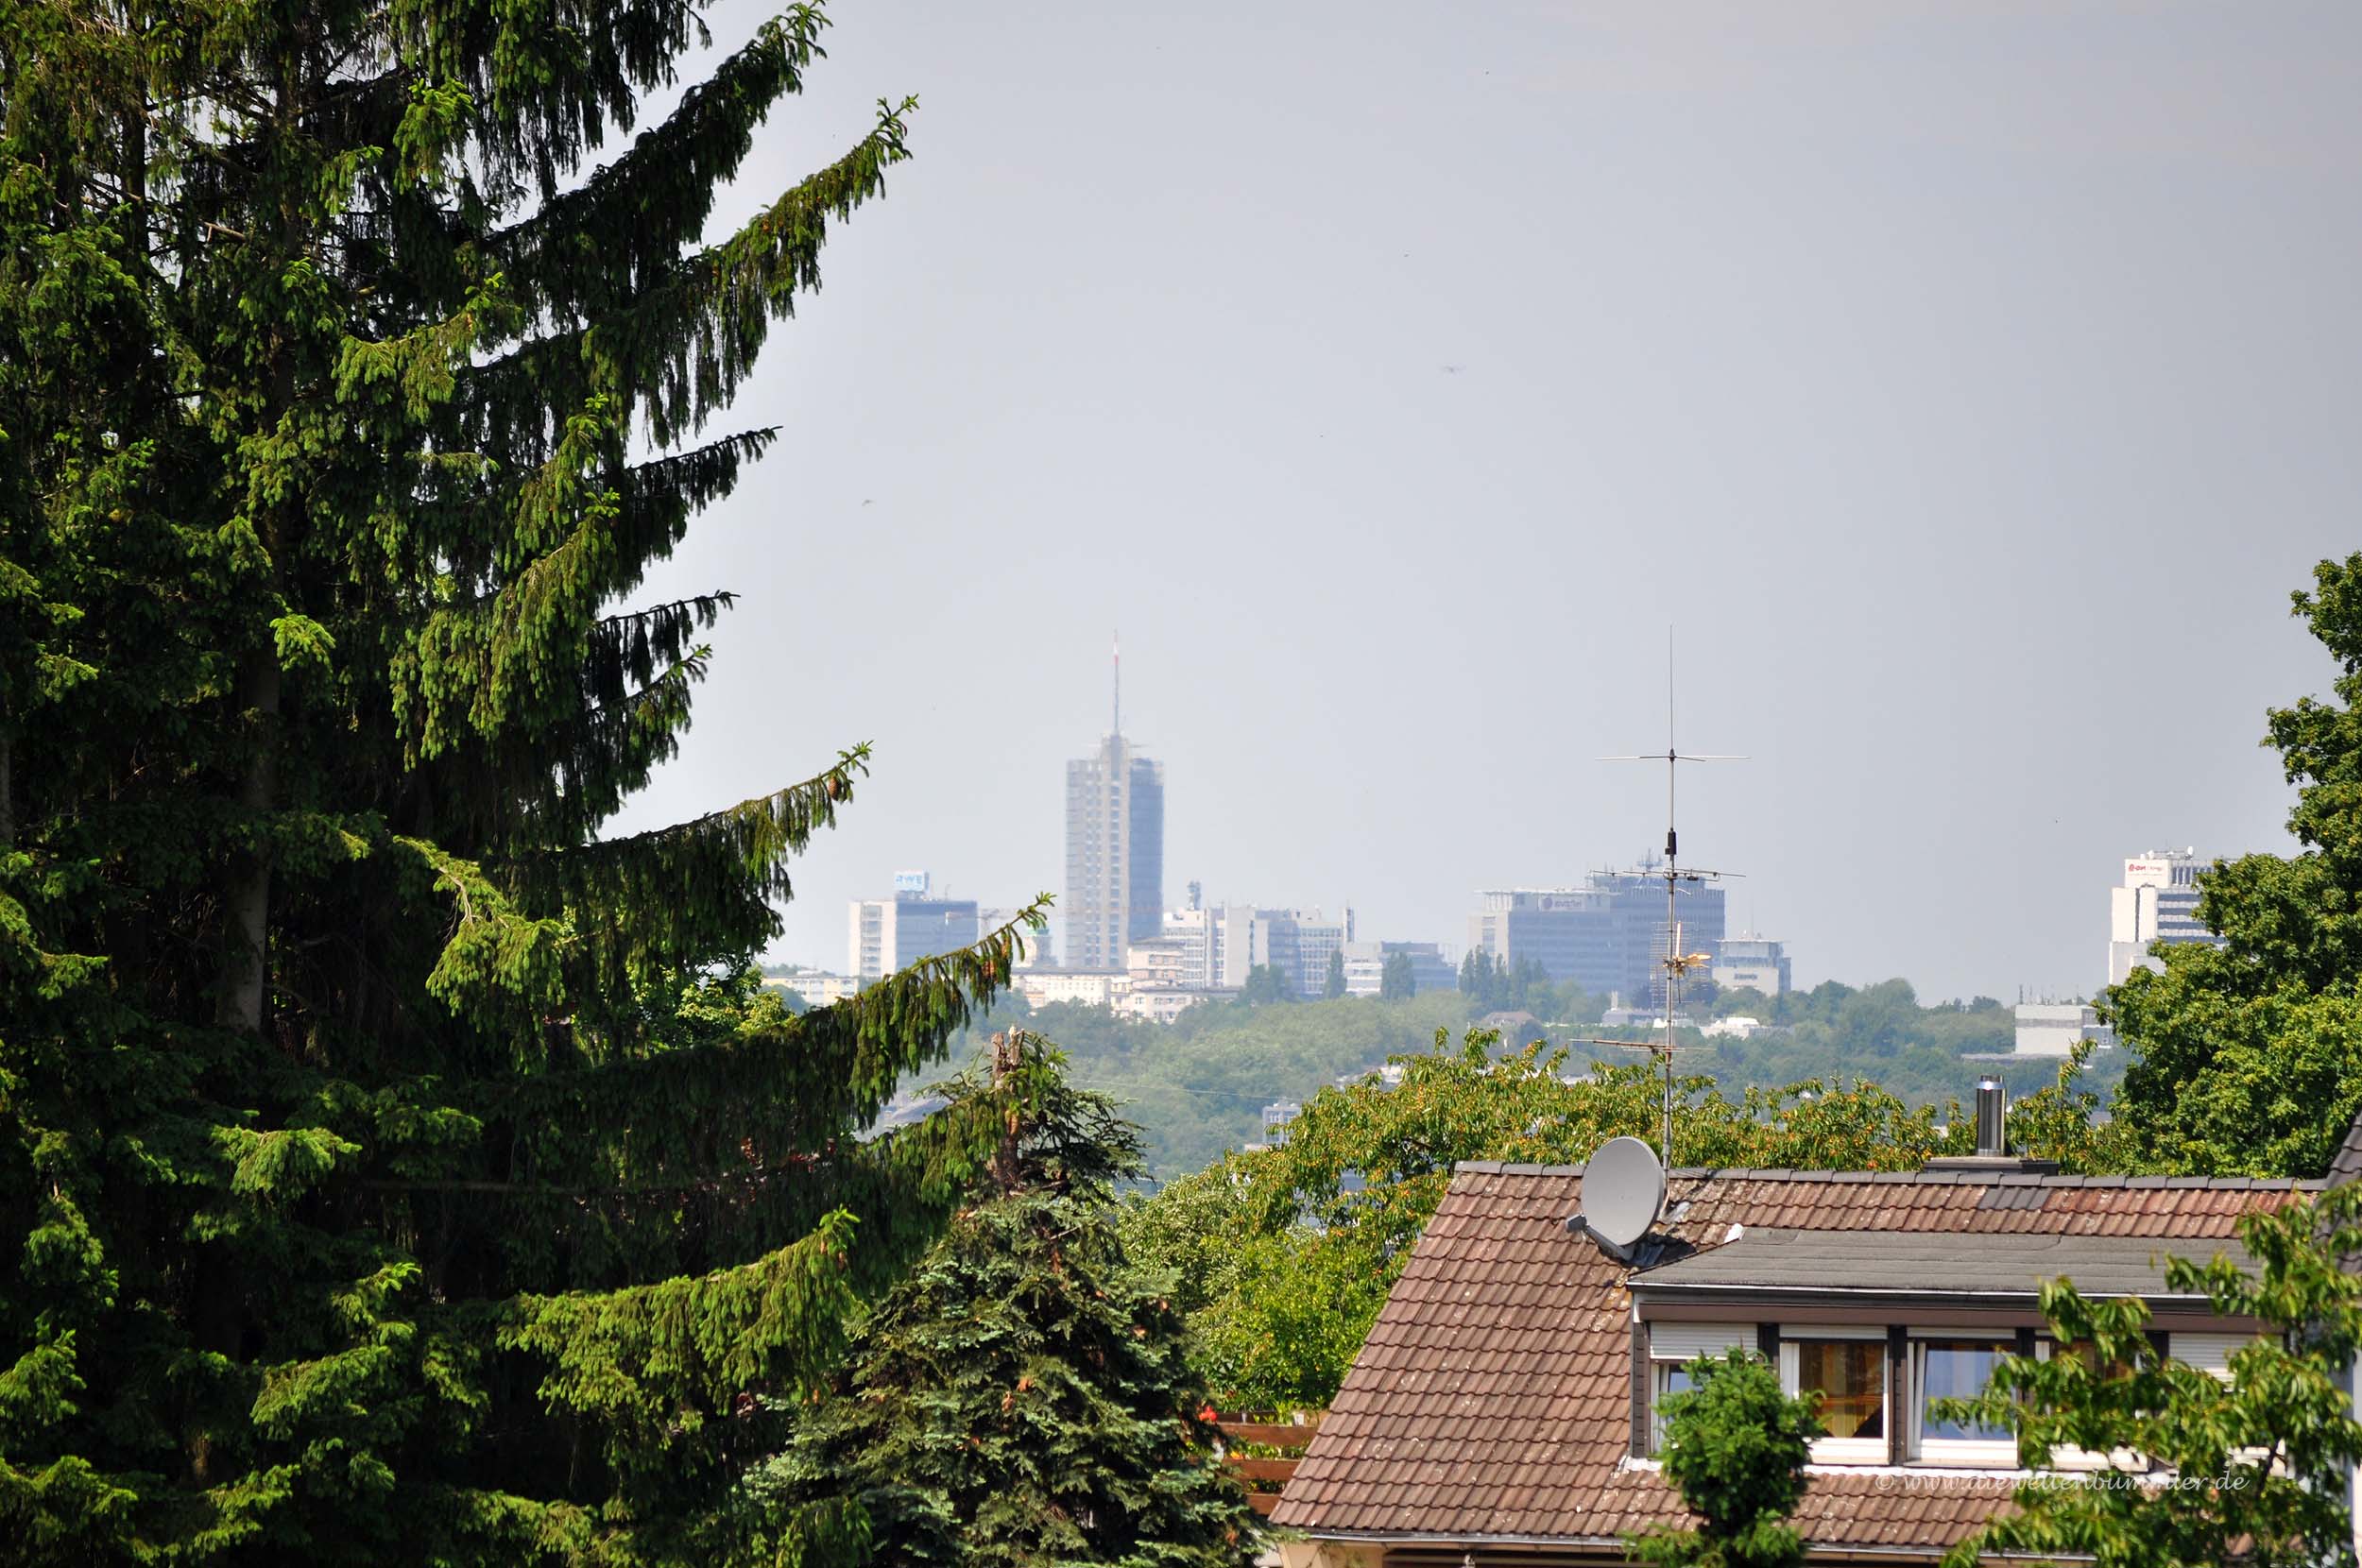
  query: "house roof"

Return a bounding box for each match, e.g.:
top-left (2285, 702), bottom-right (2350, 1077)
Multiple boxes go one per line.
top-left (1270, 1160), bottom-right (2313, 1557)
top-left (2331, 1111), bottom-right (2362, 1186)
top-left (1629, 1227), bottom-right (2257, 1300)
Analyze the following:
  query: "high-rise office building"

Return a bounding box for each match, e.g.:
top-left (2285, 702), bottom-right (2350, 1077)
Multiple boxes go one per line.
top-left (1467, 863), bottom-right (1725, 1005)
top-left (2107, 848), bottom-right (2222, 985)
top-left (1064, 645), bottom-right (1164, 971)
top-left (847, 871), bottom-right (980, 982)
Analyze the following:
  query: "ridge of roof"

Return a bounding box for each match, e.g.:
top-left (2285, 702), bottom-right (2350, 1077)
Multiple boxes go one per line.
top-left (1448, 1158), bottom-right (2324, 1191)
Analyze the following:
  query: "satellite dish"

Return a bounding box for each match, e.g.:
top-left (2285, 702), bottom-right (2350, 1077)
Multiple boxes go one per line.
top-left (1581, 1135), bottom-right (1667, 1251)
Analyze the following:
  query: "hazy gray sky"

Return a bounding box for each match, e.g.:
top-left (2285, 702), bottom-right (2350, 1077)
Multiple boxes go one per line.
top-left (612, 0), bottom-right (2362, 1002)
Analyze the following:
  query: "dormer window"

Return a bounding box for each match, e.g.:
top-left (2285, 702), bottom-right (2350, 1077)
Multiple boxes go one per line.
top-left (1645, 1324), bottom-right (1749, 1453)
top-left (1910, 1335), bottom-right (2016, 1465)
top-left (1779, 1328), bottom-right (1887, 1463)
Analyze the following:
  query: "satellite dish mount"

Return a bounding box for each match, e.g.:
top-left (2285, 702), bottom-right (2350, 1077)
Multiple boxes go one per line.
top-left (1565, 1134), bottom-right (1667, 1262)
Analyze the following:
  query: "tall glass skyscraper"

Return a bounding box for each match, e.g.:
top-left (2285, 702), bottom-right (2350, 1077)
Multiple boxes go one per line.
top-left (1064, 646), bottom-right (1163, 971)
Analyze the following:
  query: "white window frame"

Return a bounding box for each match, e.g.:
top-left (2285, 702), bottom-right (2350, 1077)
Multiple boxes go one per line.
top-left (1908, 1329), bottom-right (2019, 1467)
top-left (1647, 1323), bottom-right (1748, 1453)
top-left (1779, 1324), bottom-right (1889, 1464)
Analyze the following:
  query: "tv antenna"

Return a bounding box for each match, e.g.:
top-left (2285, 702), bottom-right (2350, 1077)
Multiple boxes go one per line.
top-left (1576, 628), bottom-right (1745, 1165)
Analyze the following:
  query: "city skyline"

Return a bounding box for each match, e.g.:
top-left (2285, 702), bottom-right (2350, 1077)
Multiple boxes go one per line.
top-left (605, 0), bottom-right (2350, 1002)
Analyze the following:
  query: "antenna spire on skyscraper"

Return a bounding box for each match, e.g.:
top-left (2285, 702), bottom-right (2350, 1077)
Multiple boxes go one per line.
top-left (1112, 630), bottom-right (1121, 738)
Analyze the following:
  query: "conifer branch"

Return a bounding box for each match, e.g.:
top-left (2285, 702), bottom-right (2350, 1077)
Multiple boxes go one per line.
top-left (507, 746), bottom-right (877, 985)
top-left (454, 95), bottom-right (916, 459)
top-left (489, 9), bottom-right (828, 325)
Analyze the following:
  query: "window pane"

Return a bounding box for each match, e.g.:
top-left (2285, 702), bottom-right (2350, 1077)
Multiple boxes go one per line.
top-left (1652, 1364), bottom-right (1696, 1451)
top-left (1919, 1339), bottom-right (2011, 1441)
top-left (1796, 1339), bottom-right (1883, 1440)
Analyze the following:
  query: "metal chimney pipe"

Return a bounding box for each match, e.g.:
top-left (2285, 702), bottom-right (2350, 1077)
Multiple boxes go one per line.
top-left (1975, 1079), bottom-right (2006, 1157)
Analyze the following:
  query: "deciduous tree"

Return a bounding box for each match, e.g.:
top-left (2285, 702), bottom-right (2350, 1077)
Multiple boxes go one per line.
top-left (2113, 554), bottom-right (2362, 1174)
top-left (1939, 1183), bottom-right (2362, 1568)
top-left (1632, 1352), bottom-right (1820, 1568)
top-left (1121, 1030), bottom-right (1967, 1409)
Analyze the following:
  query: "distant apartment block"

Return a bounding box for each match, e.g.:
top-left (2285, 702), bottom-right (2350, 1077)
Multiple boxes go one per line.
top-left (762, 969), bottom-right (860, 1007)
top-left (1065, 734), bottom-right (1164, 972)
top-left (1709, 934), bottom-right (1791, 997)
top-left (1123, 935), bottom-right (1200, 991)
top-left (1153, 889), bottom-right (1224, 988)
top-left (2014, 1001), bottom-right (2114, 1057)
top-left (847, 871), bottom-right (980, 981)
top-left (1467, 865), bottom-right (1724, 1005)
top-left (1340, 940), bottom-right (1457, 997)
top-left (2106, 848), bottom-right (2224, 986)
top-left (1017, 968), bottom-right (1127, 1010)
top-left (1017, 963), bottom-right (1229, 1022)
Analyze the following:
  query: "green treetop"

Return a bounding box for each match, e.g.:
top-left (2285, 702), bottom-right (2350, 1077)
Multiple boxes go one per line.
top-left (1121, 1029), bottom-right (1978, 1410)
top-left (1322, 946), bottom-right (1346, 999)
top-left (1633, 1351), bottom-right (1821, 1568)
top-left (0, 2), bottom-right (1038, 1559)
top-left (2113, 554), bottom-right (2362, 1174)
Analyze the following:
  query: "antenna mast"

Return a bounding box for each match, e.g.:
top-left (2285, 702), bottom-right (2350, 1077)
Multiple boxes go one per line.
top-left (1595, 628), bottom-right (1746, 1165)
top-left (1111, 630), bottom-right (1121, 739)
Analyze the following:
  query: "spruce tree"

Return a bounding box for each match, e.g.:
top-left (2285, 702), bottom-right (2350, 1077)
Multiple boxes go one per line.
top-left (747, 1033), bottom-right (1258, 1568)
top-left (0, 2), bottom-right (1037, 1559)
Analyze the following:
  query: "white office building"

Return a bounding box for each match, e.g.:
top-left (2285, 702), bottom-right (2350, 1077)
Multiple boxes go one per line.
top-left (2013, 1001), bottom-right (2114, 1057)
top-left (2107, 848), bottom-right (2223, 986)
top-left (1709, 935), bottom-right (1791, 997)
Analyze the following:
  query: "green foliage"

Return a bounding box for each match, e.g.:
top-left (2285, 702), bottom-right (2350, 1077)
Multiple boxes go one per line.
top-left (2113, 554), bottom-right (2362, 1175)
top-left (1454, 948), bottom-right (1564, 1015)
top-left (1632, 1352), bottom-right (1820, 1568)
top-left (744, 1036), bottom-right (1257, 1568)
top-left (1238, 963), bottom-right (1294, 1005)
top-left (1322, 947), bottom-right (1346, 999)
top-left (0, 1), bottom-right (1050, 1559)
top-left (990, 980), bottom-right (2057, 1184)
top-left (1939, 1182), bottom-right (2362, 1568)
top-left (1120, 1028), bottom-right (1984, 1410)
top-left (1378, 950), bottom-right (1415, 1002)
top-left (1017, 990), bottom-right (1472, 1178)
